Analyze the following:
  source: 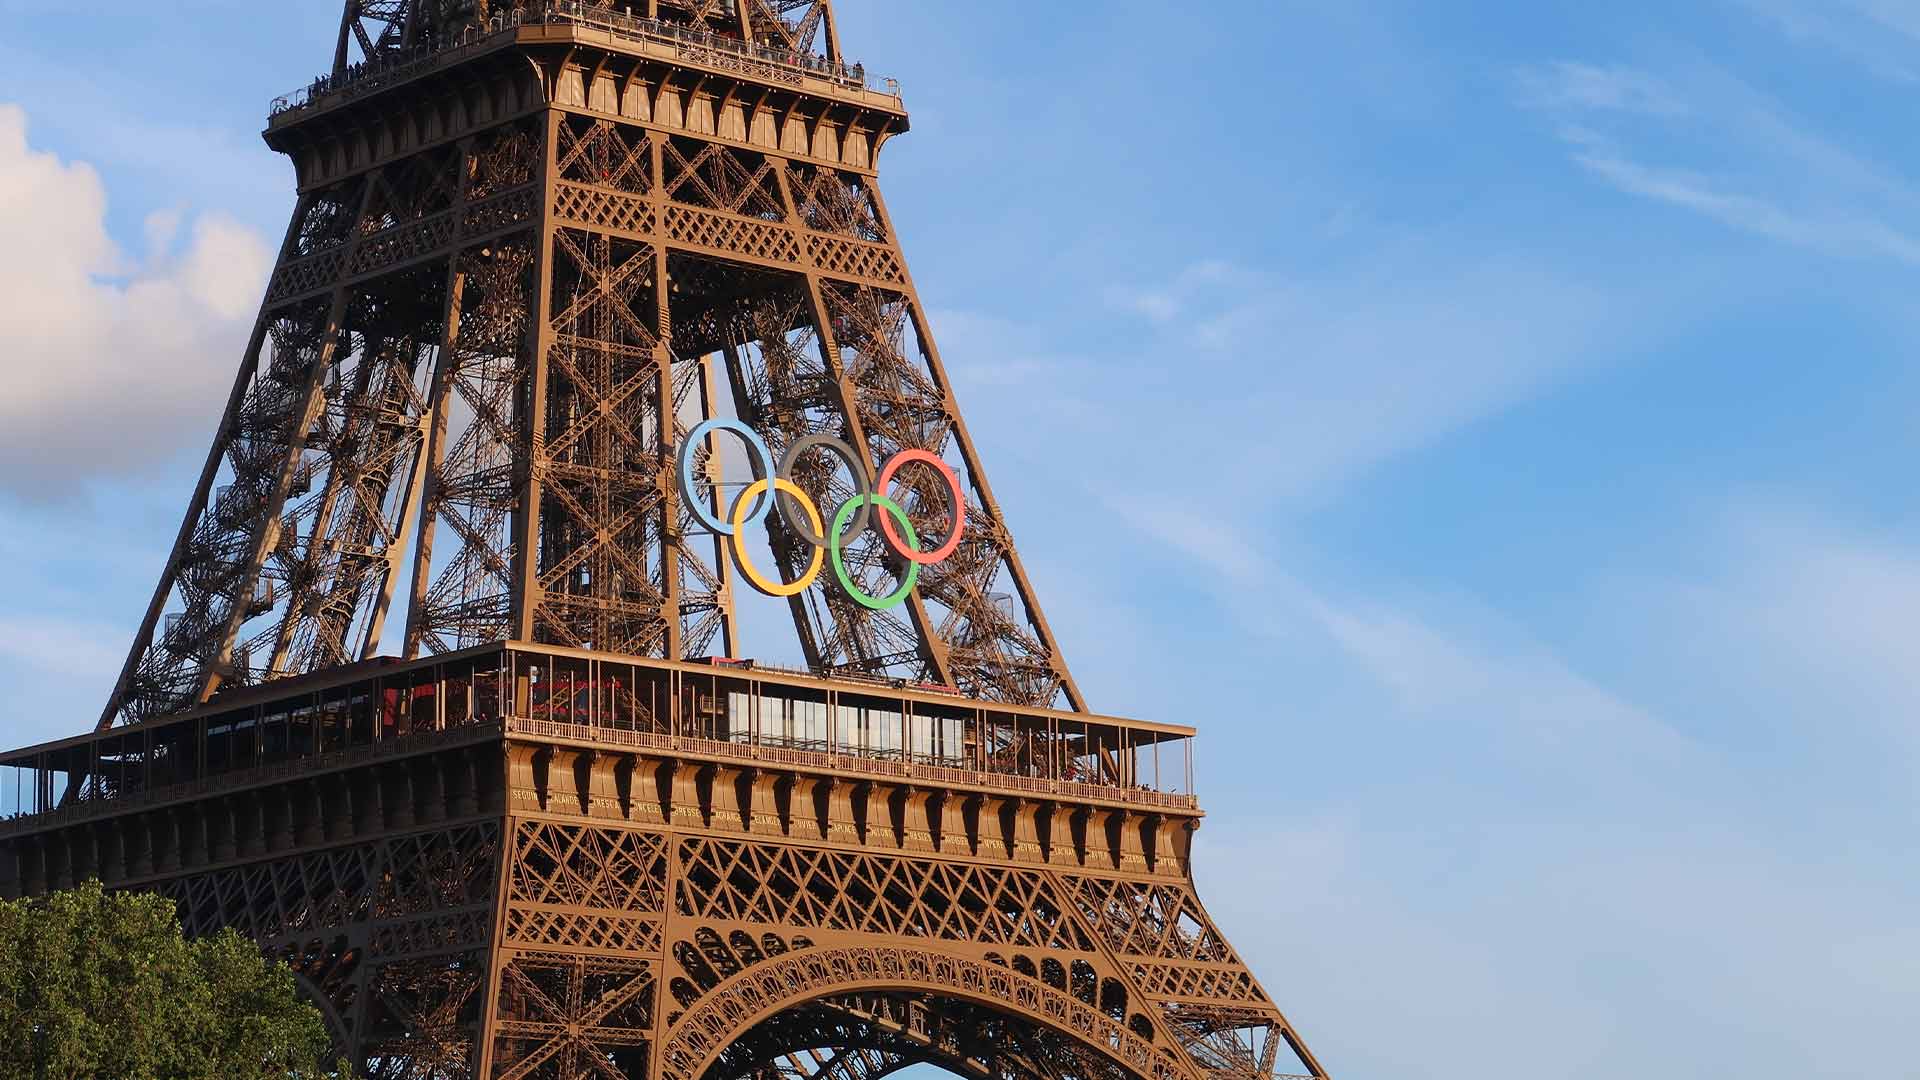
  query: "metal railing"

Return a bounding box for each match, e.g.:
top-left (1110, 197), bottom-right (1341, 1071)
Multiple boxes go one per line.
top-left (506, 716), bottom-right (1201, 811)
top-left (0, 720), bottom-right (501, 838)
top-left (272, 2), bottom-right (900, 119)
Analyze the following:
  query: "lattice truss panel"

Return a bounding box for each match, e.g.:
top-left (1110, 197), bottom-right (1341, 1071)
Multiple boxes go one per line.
top-left (493, 820), bottom-right (667, 1080)
top-left (525, 118), bottom-right (736, 660)
top-left (676, 836), bottom-right (1095, 952)
top-left (530, 227), bottom-right (675, 655)
top-left (649, 0), bottom-right (838, 62)
top-left (63, 800), bottom-right (1320, 1079)
top-left (404, 239), bottom-right (537, 657)
top-left (107, 100), bottom-right (1080, 725)
top-left (786, 164), bottom-right (888, 246)
top-left (105, 122), bottom-right (543, 728)
top-left (739, 0), bottom-right (836, 60)
top-left (159, 822), bottom-right (500, 1077)
top-left (337, 0), bottom-right (413, 69)
top-left (706, 267), bottom-right (1072, 706)
top-left (481, 820), bottom-right (1207, 1080)
top-left (1063, 876), bottom-right (1320, 1080)
top-left (822, 282), bottom-right (1069, 707)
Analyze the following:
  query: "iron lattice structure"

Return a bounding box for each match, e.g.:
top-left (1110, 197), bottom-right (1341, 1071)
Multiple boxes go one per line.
top-left (0, 4), bottom-right (1333, 1080)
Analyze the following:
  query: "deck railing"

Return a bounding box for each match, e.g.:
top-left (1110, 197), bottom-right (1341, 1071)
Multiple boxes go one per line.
top-left (272, 1), bottom-right (899, 118)
top-left (0, 708), bottom-right (1194, 839)
top-left (0, 720), bottom-right (501, 838)
top-left (506, 715), bottom-right (1200, 812)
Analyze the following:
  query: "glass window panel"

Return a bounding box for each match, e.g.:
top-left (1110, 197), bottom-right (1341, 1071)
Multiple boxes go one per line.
top-left (728, 691), bottom-right (753, 742)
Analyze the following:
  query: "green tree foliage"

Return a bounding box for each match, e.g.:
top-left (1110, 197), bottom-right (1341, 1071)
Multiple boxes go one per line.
top-left (0, 880), bottom-right (341, 1079)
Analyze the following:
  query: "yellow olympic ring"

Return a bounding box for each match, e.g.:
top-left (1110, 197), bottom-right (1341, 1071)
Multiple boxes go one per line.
top-left (731, 478), bottom-right (824, 597)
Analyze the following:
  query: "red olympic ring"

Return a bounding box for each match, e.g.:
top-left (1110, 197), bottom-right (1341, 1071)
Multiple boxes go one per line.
top-left (876, 449), bottom-right (967, 564)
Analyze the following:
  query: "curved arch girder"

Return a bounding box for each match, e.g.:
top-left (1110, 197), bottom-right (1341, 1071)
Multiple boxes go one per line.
top-left (659, 945), bottom-right (1193, 1080)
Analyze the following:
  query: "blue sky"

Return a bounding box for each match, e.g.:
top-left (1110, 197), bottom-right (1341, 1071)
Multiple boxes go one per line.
top-left (1, 1), bottom-right (1915, 1077)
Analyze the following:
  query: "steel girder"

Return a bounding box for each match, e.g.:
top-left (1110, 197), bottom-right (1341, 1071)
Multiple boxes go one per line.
top-left (1, 729), bottom-right (1328, 1080)
top-left (103, 29), bottom-right (1081, 728)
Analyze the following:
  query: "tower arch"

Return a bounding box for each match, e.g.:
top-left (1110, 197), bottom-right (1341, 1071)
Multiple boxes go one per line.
top-left (659, 945), bottom-right (1189, 1080)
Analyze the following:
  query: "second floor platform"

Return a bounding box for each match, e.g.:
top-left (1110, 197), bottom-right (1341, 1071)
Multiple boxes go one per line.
top-left (0, 641), bottom-right (1199, 839)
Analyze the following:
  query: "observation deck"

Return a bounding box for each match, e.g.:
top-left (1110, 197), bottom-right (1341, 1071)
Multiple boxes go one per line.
top-left (0, 641), bottom-right (1197, 840)
top-left (268, 1), bottom-right (905, 130)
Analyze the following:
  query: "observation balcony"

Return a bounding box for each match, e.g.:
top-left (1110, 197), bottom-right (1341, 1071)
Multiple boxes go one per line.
top-left (268, 1), bottom-right (903, 127)
top-left (0, 641), bottom-right (1198, 837)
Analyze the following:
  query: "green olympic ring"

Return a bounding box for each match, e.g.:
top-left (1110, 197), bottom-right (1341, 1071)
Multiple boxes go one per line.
top-left (830, 494), bottom-right (921, 611)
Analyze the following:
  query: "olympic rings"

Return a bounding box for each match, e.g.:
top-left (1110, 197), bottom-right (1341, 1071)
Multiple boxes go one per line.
top-left (732, 478), bottom-right (824, 597)
top-left (776, 434), bottom-right (872, 547)
top-left (680, 419), bottom-right (775, 536)
top-left (833, 495), bottom-right (921, 610)
top-left (677, 428), bottom-right (968, 609)
top-left (876, 449), bottom-right (966, 565)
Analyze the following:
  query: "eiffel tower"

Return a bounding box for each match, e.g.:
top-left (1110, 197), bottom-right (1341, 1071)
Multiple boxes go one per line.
top-left (0, 4), bottom-right (1332, 1079)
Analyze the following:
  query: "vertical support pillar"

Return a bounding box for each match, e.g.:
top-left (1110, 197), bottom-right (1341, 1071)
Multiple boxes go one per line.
top-left (513, 109), bottom-right (564, 643)
top-left (653, 206), bottom-right (683, 659)
top-left (696, 354), bottom-right (737, 658)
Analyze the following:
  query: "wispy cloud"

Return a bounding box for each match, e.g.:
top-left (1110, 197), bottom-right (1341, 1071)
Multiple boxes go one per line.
top-left (1733, 0), bottom-right (1920, 83)
top-left (1515, 62), bottom-right (1689, 115)
top-left (954, 252), bottom-right (1625, 519)
top-left (1105, 259), bottom-right (1238, 324)
top-left (1520, 58), bottom-right (1920, 265)
top-left (1564, 127), bottom-right (1920, 264)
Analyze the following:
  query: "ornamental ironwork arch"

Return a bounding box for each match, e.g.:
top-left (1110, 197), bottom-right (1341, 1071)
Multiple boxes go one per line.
top-left (660, 946), bottom-right (1190, 1080)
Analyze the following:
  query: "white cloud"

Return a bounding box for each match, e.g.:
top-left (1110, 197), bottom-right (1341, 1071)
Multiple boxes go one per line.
top-left (0, 103), bottom-right (272, 499)
top-left (1105, 259), bottom-right (1236, 324)
top-left (955, 253), bottom-right (1625, 523)
top-left (1735, 0), bottom-right (1920, 83)
top-left (1565, 128), bottom-right (1920, 265)
top-left (1517, 62), bottom-right (1688, 115)
top-left (1522, 58), bottom-right (1920, 265)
